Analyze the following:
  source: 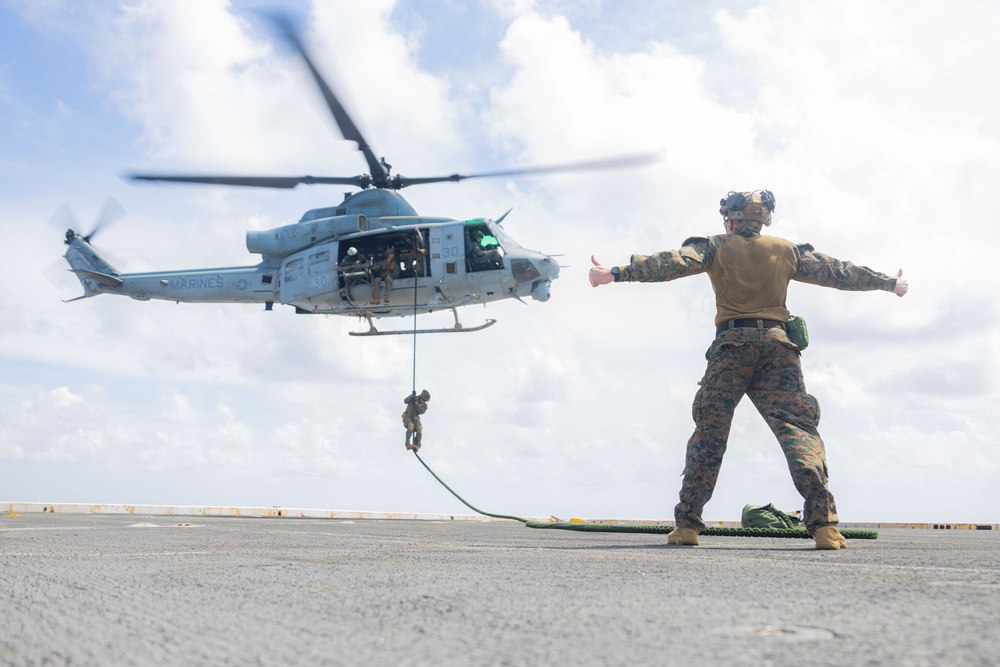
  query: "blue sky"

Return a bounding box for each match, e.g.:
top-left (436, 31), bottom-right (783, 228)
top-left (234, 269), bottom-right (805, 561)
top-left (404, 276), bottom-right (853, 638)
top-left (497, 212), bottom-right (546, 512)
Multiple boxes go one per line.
top-left (1, 0), bottom-right (997, 523)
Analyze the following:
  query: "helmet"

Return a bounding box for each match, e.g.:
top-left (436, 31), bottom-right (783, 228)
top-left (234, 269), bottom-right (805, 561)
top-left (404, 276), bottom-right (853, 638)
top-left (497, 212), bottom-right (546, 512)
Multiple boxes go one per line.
top-left (719, 190), bottom-right (775, 226)
top-left (420, 389), bottom-right (430, 400)
top-left (347, 247), bottom-right (358, 256)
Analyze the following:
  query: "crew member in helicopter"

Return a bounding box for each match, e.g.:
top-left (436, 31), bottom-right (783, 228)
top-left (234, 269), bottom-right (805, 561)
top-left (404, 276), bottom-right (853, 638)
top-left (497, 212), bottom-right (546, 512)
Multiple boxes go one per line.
top-left (469, 230), bottom-right (501, 269)
top-left (403, 243), bottom-right (426, 277)
top-left (371, 247), bottom-right (400, 305)
top-left (402, 389), bottom-right (431, 451)
top-left (339, 246), bottom-right (363, 272)
top-left (588, 190), bottom-right (909, 551)
top-left (337, 246), bottom-right (367, 293)
top-left (479, 229), bottom-right (499, 249)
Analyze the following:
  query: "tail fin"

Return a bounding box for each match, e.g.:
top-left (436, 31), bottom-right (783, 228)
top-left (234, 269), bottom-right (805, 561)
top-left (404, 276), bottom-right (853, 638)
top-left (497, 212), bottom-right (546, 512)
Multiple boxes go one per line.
top-left (63, 230), bottom-right (123, 301)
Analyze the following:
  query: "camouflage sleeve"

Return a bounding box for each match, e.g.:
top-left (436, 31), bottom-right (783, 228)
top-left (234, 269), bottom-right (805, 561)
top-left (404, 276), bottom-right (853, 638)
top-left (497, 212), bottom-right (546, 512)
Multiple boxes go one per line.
top-left (793, 243), bottom-right (897, 291)
top-left (619, 237), bottom-right (711, 282)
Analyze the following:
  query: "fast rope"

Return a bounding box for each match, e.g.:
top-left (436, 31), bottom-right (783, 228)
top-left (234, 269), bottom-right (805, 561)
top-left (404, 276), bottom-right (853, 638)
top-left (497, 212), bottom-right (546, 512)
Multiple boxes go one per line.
top-left (412, 451), bottom-right (878, 540)
top-left (409, 231), bottom-right (423, 396)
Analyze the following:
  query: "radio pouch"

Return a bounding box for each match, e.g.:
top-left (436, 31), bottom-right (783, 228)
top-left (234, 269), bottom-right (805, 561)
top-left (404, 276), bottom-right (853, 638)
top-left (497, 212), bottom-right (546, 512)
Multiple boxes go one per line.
top-left (787, 315), bottom-right (809, 350)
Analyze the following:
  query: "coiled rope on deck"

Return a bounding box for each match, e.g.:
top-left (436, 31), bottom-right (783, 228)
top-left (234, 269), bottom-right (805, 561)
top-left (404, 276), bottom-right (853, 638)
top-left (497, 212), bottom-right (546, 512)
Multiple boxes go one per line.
top-left (412, 451), bottom-right (877, 540)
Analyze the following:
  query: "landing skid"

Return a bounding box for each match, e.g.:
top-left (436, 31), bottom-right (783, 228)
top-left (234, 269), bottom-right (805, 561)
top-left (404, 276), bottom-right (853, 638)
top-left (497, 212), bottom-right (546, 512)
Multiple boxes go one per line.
top-left (349, 308), bottom-right (497, 337)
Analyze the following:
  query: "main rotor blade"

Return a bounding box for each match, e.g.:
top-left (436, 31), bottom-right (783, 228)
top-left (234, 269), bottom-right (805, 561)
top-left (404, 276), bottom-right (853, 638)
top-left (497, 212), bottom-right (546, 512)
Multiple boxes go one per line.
top-left (394, 152), bottom-right (661, 188)
top-left (126, 173), bottom-right (369, 189)
top-left (263, 12), bottom-right (388, 186)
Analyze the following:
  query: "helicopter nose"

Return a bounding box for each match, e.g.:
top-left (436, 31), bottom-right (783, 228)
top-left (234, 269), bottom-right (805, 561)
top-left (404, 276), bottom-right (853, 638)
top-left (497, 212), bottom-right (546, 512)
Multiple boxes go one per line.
top-left (538, 254), bottom-right (560, 281)
top-left (510, 252), bottom-right (560, 284)
top-left (507, 251), bottom-right (560, 302)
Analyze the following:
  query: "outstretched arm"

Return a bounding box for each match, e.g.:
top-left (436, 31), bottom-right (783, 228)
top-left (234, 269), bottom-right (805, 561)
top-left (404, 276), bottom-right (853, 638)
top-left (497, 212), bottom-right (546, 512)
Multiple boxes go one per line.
top-left (795, 244), bottom-right (905, 294)
top-left (590, 240), bottom-right (710, 288)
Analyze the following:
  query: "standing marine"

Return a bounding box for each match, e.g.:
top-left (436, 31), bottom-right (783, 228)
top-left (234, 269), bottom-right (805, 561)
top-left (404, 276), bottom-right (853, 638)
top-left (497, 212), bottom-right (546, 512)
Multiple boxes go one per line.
top-left (589, 190), bottom-right (908, 550)
top-left (372, 248), bottom-right (400, 305)
top-left (402, 389), bottom-right (431, 452)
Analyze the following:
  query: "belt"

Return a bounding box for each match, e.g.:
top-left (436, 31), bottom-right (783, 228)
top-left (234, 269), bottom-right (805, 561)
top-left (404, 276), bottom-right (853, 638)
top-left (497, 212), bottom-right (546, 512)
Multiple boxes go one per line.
top-left (716, 318), bottom-right (786, 335)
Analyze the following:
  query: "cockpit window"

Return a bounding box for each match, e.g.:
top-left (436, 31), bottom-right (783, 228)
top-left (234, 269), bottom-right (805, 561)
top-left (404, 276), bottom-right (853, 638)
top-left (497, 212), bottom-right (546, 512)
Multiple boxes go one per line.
top-left (488, 221), bottom-right (519, 250)
top-left (465, 224), bottom-right (504, 272)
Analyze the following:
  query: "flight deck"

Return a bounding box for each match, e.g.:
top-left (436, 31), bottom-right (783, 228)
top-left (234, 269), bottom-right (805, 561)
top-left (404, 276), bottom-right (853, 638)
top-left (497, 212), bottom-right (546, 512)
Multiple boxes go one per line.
top-left (2, 507), bottom-right (997, 666)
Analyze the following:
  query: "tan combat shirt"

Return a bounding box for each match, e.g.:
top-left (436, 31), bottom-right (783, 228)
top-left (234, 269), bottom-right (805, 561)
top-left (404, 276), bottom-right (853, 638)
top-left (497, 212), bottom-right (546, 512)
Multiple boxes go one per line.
top-left (618, 229), bottom-right (897, 327)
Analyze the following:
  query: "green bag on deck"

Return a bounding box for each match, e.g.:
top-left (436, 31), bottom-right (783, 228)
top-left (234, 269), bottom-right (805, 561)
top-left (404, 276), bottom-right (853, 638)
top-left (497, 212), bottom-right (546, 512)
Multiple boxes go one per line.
top-left (741, 503), bottom-right (802, 530)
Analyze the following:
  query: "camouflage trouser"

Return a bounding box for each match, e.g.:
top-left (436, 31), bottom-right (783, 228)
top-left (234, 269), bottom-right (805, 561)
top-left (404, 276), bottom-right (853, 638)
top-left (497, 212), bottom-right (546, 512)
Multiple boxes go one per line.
top-left (403, 415), bottom-right (422, 445)
top-left (674, 327), bottom-right (838, 535)
top-left (373, 275), bottom-right (394, 300)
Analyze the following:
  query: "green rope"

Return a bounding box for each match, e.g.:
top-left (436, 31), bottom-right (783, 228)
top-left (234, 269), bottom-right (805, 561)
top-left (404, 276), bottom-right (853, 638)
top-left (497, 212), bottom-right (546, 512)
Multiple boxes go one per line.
top-left (413, 450), bottom-right (528, 523)
top-left (412, 451), bottom-right (877, 540)
top-left (527, 520), bottom-right (877, 540)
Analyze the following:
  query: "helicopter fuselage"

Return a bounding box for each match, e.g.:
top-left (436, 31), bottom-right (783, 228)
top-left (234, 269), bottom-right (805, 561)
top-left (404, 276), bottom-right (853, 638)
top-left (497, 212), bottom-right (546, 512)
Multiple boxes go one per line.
top-left (64, 190), bottom-right (559, 327)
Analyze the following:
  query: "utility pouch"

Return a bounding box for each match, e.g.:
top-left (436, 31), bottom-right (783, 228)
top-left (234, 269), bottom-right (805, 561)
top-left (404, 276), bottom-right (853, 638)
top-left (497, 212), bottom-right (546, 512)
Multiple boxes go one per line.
top-left (787, 315), bottom-right (809, 350)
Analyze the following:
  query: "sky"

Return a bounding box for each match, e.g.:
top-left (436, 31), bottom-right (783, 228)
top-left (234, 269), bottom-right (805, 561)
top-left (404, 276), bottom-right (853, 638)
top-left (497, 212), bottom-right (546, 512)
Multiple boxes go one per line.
top-left (1, 0), bottom-right (997, 524)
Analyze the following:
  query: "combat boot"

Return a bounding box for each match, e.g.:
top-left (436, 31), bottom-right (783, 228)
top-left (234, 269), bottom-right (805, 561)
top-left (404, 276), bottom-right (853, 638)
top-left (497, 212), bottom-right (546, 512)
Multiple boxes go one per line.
top-left (667, 527), bottom-right (699, 546)
top-left (406, 443), bottom-right (420, 452)
top-left (814, 525), bottom-right (847, 550)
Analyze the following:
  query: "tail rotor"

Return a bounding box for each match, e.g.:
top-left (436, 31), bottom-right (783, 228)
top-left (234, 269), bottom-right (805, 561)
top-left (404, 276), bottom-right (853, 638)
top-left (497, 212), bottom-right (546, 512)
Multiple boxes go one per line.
top-left (53, 196), bottom-right (126, 244)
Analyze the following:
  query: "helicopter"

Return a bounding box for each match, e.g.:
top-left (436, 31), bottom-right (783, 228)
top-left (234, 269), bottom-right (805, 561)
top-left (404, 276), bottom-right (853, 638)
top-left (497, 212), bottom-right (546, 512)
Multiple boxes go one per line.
top-left (62, 13), bottom-right (654, 336)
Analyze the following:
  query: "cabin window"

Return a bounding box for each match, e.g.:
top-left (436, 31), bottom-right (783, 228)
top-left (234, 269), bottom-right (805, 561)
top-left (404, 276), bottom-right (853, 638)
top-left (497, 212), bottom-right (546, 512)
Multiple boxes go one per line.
top-left (285, 258), bottom-right (303, 282)
top-left (261, 274), bottom-right (273, 284)
top-left (446, 262), bottom-right (456, 274)
top-left (308, 250), bottom-right (331, 274)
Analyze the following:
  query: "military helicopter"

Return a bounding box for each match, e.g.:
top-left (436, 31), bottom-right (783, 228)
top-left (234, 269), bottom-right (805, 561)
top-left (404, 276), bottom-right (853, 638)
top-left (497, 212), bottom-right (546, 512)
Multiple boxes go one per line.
top-left (61, 13), bottom-right (654, 336)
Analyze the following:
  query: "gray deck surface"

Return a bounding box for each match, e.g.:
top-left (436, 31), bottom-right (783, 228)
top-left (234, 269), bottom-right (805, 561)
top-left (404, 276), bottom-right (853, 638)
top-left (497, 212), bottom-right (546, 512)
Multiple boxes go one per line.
top-left (1, 513), bottom-right (997, 666)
